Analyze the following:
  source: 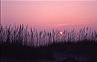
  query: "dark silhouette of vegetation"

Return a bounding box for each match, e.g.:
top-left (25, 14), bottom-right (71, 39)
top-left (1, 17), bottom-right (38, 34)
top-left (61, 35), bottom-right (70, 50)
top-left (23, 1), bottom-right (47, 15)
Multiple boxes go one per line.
top-left (0, 25), bottom-right (97, 62)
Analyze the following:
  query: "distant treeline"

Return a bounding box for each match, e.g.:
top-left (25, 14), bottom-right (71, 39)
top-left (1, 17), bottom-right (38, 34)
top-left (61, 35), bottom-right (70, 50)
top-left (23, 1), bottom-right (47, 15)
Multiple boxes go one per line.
top-left (0, 25), bottom-right (97, 46)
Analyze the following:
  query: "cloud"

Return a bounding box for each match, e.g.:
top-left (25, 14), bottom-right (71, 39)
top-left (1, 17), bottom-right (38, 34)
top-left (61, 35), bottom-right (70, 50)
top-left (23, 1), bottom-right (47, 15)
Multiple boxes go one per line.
top-left (44, 23), bottom-right (86, 28)
top-left (45, 24), bottom-right (68, 28)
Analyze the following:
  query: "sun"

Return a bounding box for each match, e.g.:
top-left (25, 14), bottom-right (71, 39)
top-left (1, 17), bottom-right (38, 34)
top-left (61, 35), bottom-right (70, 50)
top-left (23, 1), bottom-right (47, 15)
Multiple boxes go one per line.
top-left (60, 32), bottom-right (63, 35)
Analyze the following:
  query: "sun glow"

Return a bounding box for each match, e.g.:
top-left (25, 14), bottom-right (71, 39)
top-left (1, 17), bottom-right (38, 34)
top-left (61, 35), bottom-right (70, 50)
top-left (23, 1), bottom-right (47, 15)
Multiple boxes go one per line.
top-left (60, 32), bottom-right (63, 35)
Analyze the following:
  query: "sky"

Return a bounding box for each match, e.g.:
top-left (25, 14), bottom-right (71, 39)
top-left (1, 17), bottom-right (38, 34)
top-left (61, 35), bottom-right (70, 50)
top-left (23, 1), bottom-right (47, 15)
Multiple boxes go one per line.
top-left (1, 0), bottom-right (97, 1)
top-left (1, 0), bottom-right (97, 31)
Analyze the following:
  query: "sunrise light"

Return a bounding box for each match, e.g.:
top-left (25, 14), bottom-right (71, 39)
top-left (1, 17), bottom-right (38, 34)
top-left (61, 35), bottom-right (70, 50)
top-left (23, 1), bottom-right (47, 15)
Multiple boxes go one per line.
top-left (60, 32), bottom-right (63, 35)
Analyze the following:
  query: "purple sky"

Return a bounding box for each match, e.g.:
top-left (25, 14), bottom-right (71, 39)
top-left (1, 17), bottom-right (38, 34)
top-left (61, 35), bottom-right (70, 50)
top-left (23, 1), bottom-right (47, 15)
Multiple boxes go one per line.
top-left (1, 0), bottom-right (97, 31)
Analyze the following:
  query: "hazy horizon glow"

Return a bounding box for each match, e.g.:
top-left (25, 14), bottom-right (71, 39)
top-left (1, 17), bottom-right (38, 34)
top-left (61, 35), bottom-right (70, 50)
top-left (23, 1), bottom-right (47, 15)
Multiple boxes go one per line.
top-left (1, 1), bottom-right (97, 31)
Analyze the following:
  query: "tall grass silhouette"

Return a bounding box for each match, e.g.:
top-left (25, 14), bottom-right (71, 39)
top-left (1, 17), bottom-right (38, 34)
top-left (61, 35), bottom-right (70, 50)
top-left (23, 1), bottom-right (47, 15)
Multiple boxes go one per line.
top-left (0, 25), bottom-right (97, 62)
top-left (0, 25), bottom-right (97, 46)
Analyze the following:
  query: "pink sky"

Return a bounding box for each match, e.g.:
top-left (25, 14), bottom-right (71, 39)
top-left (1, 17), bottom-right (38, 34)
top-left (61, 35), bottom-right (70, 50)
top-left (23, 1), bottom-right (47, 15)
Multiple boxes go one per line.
top-left (1, 0), bottom-right (97, 1)
top-left (1, 1), bottom-right (97, 31)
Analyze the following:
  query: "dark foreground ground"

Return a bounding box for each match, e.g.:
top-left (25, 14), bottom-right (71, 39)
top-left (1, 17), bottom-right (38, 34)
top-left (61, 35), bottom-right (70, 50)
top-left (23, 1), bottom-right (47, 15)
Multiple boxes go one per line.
top-left (0, 41), bottom-right (97, 62)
